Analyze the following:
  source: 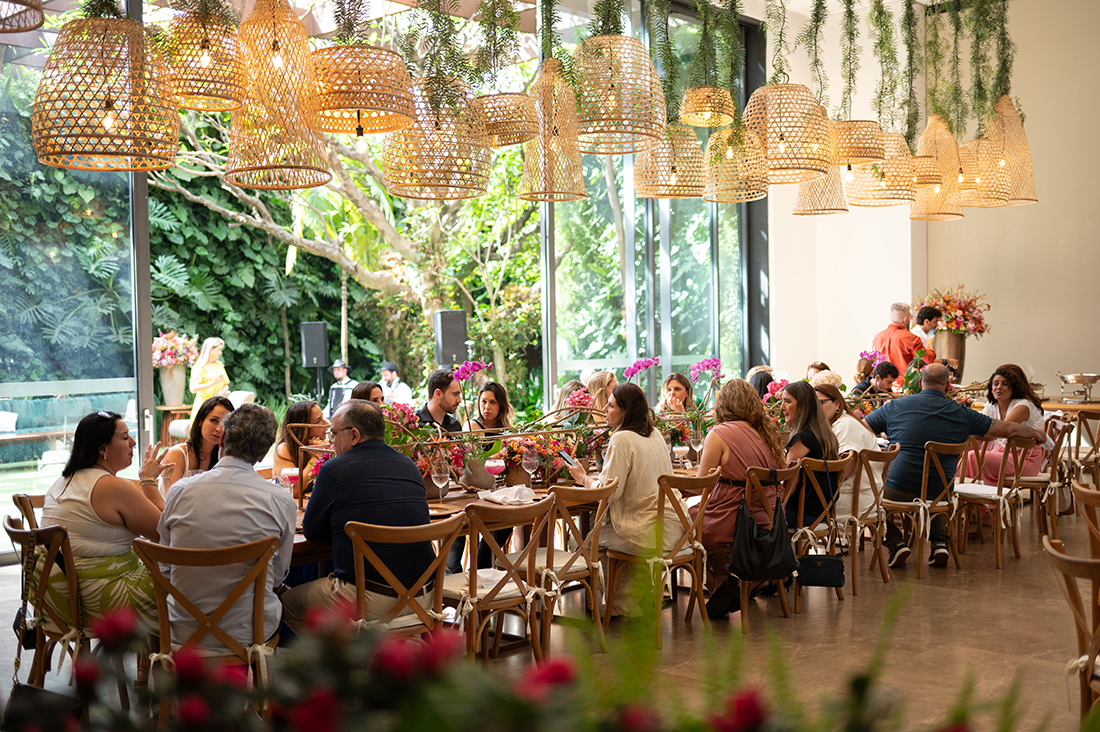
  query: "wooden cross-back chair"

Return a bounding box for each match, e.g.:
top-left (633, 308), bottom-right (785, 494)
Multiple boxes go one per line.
top-left (880, 440), bottom-right (968, 579)
top-left (12, 494), bottom-right (44, 530)
top-left (844, 445), bottom-right (899, 596)
top-left (1071, 482), bottom-right (1100, 617)
top-left (786, 453), bottom-right (854, 613)
top-left (1072, 410), bottom-right (1100, 487)
top-left (133, 536), bottom-right (280, 727)
top-left (956, 437), bottom-right (1036, 568)
top-left (735, 464), bottom-right (799, 635)
top-left (603, 469), bottom-right (721, 649)
top-left (283, 423), bottom-right (328, 507)
top-left (1043, 536), bottom-right (1100, 720)
top-left (442, 496), bottom-right (556, 662)
top-left (343, 513), bottom-right (466, 638)
top-left (1022, 420), bottom-right (1074, 539)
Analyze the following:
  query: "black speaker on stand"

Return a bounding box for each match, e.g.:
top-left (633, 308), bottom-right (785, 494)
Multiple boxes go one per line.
top-left (433, 310), bottom-right (468, 367)
top-left (300, 321), bottom-right (329, 403)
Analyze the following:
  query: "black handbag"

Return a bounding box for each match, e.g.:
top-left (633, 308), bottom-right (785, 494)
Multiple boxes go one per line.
top-left (795, 460), bottom-right (845, 588)
top-left (727, 469), bottom-right (798, 582)
top-left (2, 529), bottom-right (83, 732)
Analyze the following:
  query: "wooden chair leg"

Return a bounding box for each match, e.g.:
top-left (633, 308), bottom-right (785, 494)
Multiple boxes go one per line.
top-left (654, 564), bottom-right (663, 651)
top-left (1011, 504), bottom-right (1021, 559)
top-left (603, 560), bottom-right (620, 631)
top-left (793, 575), bottom-right (801, 614)
top-left (587, 580), bottom-right (608, 653)
top-left (949, 517), bottom-right (962, 569)
top-left (777, 578), bottom-right (792, 618)
top-left (529, 607), bottom-right (543, 662)
top-left (916, 530), bottom-right (926, 580)
top-left (693, 566), bottom-right (711, 630)
top-left (740, 580), bottom-right (750, 635)
top-left (849, 524), bottom-right (859, 597)
top-left (993, 514), bottom-right (1003, 569)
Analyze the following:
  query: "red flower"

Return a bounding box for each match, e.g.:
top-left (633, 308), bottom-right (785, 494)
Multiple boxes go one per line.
top-left (514, 657), bottom-right (577, 704)
top-left (371, 636), bottom-right (421, 681)
top-left (304, 599), bottom-right (357, 635)
top-left (89, 607), bottom-right (138, 651)
top-left (177, 694), bottom-right (211, 727)
top-left (72, 654), bottom-right (100, 696)
top-left (616, 703), bottom-right (662, 732)
top-left (172, 647), bottom-right (207, 687)
top-left (418, 630), bottom-right (465, 676)
top-left (211, 661), bottom-right (250, 690)
top-left (290, 686), bottom-right (342, 732)
top-left (709, 688), bottom-right (767, 732)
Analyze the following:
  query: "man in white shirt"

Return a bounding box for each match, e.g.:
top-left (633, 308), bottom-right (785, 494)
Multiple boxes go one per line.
top-left (910, 305), bottom-right (942, 351)
top-left (379, 361), bottom-right (414, 406)
top-left (158, 404), bottom-right (296, 649)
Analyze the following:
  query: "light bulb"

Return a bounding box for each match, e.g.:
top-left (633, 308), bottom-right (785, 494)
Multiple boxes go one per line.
top-left (975, 175), bottom-right (981, 184)
top-left (845, 164), bottom-right (853, 183)
top-left (957, 169), bottom-right (964, 184)
top-left (669, 165), bottom-right (677, 186)
top-left (355, 125), bottom-right (368, 154)
top-left (777, 134), bottom-right (787, 154)
top-left (934, 185), bottom-right (941, 194)
top-left (199, 38), bottom-right (211, 67)
top-left (725, 146), bottom-right (733, 160)
top-left (811, 143), bottom-right (818, 152)
top-left (271, 39), bottom-right (282, 68)
top-left (102, 99), bottom-right (116, 131)
top-left (998, 158), bottom-right (1005, 167)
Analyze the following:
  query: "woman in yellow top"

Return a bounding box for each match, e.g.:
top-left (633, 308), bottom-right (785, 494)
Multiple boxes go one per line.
top-left (189, 337), bottom-right (229, 422)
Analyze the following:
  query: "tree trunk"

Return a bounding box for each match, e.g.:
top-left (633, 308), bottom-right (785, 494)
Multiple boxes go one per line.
top-left (493, 343), bottom-right (508, 388)
top-left (341, 269), bottom-right (348, 361)
top-left (281, 305), bottom-right (291, 400)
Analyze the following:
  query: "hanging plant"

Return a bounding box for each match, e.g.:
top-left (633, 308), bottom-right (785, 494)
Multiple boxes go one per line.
top-left (688, 0), bottom-right (718, 92)
top-left (331, 0), bottom-right (365, 43)
top-left (762, 0), bottom-right (789, 85)
top-left (589, 0), bottom-right (625, 37)
top-left (474, 0), bottom-right (520, 90)
top-left (717, 0), bottom-right (743, 103)
top-left (925, 5), bottom-right (947, 123)
top-left (793, 0), bottom-right (827, 108)
top-left (400, 0), bottom-right (474, 114)
top-left (967, 0), bottom-right (997, 125)
top-left (991, 0), bottom-right (1017, 112)
top-left (945, 0), bottom-right (968, 138)
top-left (900, 0), bottom-right (921, 150)
top-left (646, 0), bottom-right (679, 122)
top-left (867, 0), bottom-right (899, 131)
top-left (837, 0), bottom-right (859, 120)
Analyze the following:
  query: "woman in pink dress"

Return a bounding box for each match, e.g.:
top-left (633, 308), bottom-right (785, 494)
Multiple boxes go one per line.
top-left (691, 379), bottom-right (785, 615)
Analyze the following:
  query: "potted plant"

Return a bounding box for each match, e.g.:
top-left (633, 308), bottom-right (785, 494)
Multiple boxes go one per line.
top-left (151, 331), bottom-right (199, 406)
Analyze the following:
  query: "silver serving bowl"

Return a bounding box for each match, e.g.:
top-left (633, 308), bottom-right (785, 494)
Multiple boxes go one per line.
top-left (1057, 372), bottom-right (1100, 385)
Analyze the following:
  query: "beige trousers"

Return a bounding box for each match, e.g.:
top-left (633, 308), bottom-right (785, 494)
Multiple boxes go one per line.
top-left (281, 575), bottom-right (431, 636)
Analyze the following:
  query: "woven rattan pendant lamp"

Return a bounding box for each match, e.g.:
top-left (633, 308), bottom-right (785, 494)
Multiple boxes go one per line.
top-left (911, 155), bottom-right (942, 189)
top-left (225, 0), bottom-right (330, 189)
top-left (742, 83), bottom-right (828, 184)
top-left (382, 77), bottom-right (490, 200)
top-left (32, 7), bottom-right (179, 171)
top-left (679, 0), bottom-right (733, 128)
top-left (793, 108), bottom-right (847, 215)
top-left (0, 0), bottom-right (43, 33)
top-left (480, 93), bottom-right (537, 148)
top-left (959, 123), bottom-right (1009, 208)
top-left (992, 95), bottom-right (1037, 205)
top-left (165, 2), bottom-right (247, 112)
top-left (703, 127), bottom-right (768, 203)
top-left (519, 58), bottom-right (585, 201)
top-left (910, 113), bottom-right (963, 221)
top-left (847, 132), bottom-right (914, 206)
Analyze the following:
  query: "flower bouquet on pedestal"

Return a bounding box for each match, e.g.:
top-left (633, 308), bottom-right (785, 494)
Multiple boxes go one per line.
top-left (763, 379), bottom-right (789, 429)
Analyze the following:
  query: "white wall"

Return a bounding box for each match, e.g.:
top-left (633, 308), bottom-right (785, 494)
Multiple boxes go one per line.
top-left (926, 0), bottom-right (1100, 389)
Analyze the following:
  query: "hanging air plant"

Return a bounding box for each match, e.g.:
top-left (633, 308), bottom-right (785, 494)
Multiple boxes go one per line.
top-left (967, 0), bottom-right (997, 125)
top-left (762, 0), bottom-right (790, 86)
top-left (681, 0), bottom-right (734, 128)
top-left (475, 0), bottom-right (535, 147)
top-left (837, 0), bottom-right (858, 121)
top-left (793, 0), bottom-right (828, 108)
top-left (868, 0), bottom-right (899, 132)
top-left (900, 0), bottom-right (921, 150)
top-left (400, 0), bottom-right (475, 115)
top-left (991, 0), bottom-right (1015, 104)
top-left (945, 1), bottom-right (968, 138)
top-left (833, 0), bottom-right (882, 167)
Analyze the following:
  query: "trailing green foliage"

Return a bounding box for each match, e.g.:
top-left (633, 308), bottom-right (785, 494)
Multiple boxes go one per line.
top-left (645, 0), bottom-right (679, 121)
top-left (967, 0), bottom-right (998, 124)
top-left (80, 0), bottom-right (122, 18)
top-left (837, 0), bottom-right (859, 120)
top-left (589, 0), bottom-right (624, 38)
top-left (868, 0), bottom-right (899, 131)
top-left (717, 0), bottom-right (743, 104)
top-left (400, 0), bottom-right (473, 113)
top-left (474, 0), bottom-right (521, 91)
top-left (687, 0), bottom-right (719, 91)
top-left (900, 0), bottom-right (922, 150)
top-left (331, 0), bottom-right (367, 44)
top-left (170, 0), bottom-right (236, 28)
top-left (762, 0), bottom-right (789, 86)
top-left (992, 0), bottom-right (1015, 104)
top-left (925, 6), bottom-right (948, 124)
top-left (946, 0), bottom-right (968, 138)
top-left (793, 0), bottom-right (828, 108)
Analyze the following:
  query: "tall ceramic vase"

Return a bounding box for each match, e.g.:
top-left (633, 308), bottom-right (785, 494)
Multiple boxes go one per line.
top-left (933, 331), bottom-right (967, 381)
top-left (159, 365), bottom-right (186, 406)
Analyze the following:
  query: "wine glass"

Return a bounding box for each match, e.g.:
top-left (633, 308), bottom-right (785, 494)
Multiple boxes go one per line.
top-left (520, 449), bottom-right (539, 485)
top-left (672, 443), bottom-right (689, 467)
top-left (690, 429), bottom-right (704, 455)
top-left (279, 468), bottom-right (300, 497)
top-left (430, 459), bottom-right (450, 502)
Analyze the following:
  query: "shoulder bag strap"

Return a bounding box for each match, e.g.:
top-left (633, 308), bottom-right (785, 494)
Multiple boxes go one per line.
top-left (13, 529), bottom-right (37, 683)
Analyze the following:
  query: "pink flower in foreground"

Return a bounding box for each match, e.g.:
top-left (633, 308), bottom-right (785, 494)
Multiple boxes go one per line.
top-left (418, 630), bottom-right (466, 676)
top-left (90, 607), bottom-right (138, 651)
top-left (372, 636), bottom-right (422, 682)
top-left (616, 703), bottom-right (663, 732)
top-left (708, 688), bottom-right (767, 732)
top-left (514, 657), bottom-right (578, 704)
top-left (290, 687), bottom-right (341, 732)
top-left (173, 646), bottom-right (207, 687)
top-left (73, 654), bottom-right (100, 696)
top-left (177, 694), bottom-right (211, 727)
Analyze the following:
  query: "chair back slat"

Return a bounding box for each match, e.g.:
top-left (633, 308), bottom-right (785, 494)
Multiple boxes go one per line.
top-left (548, 478), bottom-right (618, 580)
top-left (920, 441), bottom-right (969, 505)
top-left (964, 436), bottom-right (995, 483)
top-left (1073, 483), bottom-right (1100, 560)
top-left (463, 496), bottom-right (556, 606)
top-left (344, 513), bottom-right (466, 629)
top-left (849, 445), bottom-right (900, 522)
top-left (745, 464), bottom-right (800, 525)
top-left (133, 537), bottom-right (279, 659)
top-left (793, 453), bottom-right (854, 547)
top-left (1074, 411), bottom-right (1100, 465)
top-left (12, 494), bottom-right (43, 531)
top-left (656, 470), bottom-right (721, 559)
top-left (1000, 437), bottom-right (1038, 495)
top-left (1043, 535), bottom-right (1100, 718)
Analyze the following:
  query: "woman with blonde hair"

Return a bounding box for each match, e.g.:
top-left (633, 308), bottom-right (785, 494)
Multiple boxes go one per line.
top-left (188, 337), bottom-right (228, 423)
top-left (691, 378), bottom-right (786, 616)
top-left (657, 372), bottom-right (695, 413)
top-left (585, 371), bottom-right (617, 424)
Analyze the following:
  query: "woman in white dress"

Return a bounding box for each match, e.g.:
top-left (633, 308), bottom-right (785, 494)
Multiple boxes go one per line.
top-left (973, 364), bottom-right (1045, 484)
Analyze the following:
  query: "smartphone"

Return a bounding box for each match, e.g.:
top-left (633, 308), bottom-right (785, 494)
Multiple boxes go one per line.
top-left (558, 449), bottom-right (577, 467)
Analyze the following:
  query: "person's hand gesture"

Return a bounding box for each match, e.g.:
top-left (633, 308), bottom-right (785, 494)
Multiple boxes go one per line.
top-left (567, 461), bottom-right (587, 485)
top-left (137, 442), bottom-right (173, 482)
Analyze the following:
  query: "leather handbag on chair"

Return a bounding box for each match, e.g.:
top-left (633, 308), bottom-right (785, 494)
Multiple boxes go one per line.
top-left (727, 469), bottom-right (798, 582)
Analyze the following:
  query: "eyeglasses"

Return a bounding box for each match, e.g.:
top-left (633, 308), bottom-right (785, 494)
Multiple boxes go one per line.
top-left (817, 399), bottom-right (832, 406)
top-left (325, 427), bottom-right (353, 441)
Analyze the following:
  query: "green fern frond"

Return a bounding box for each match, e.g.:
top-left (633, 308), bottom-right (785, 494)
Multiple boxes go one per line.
top-left (332, 0), bottom-right (367, 44)
top-left (868, 0), bottom-right (899, 131)
top-left (475, 0), bottom-right (520, 90)
top-left (717, 0), bottom-right (743, 101)
top-left (80, 0), bottom-right (122, 18)
top-left (406, 0), bottom-right (474, 113)
top-left (645, 0), bottom-right (679, 121)
top-left (793, 0), bottom-right (828, 107)
top-left (967, 0), bottom-right (997, 122)
top-left (946, 0), bottom-right (968, 139)
top-left (169, 0), bottom-right (236, 27)
top-left (836, 0), bottom-right (859, 120)
top-left (900, 0), bottom-right (921, 150)
top-left (589, 0), bottom-right (625, 38)
top-left (687, 0), bottom-right (718, 91)
top-left (762, 0), bottom-right (789, 86)
top-left (992, 0), bottom-right (1015, 101)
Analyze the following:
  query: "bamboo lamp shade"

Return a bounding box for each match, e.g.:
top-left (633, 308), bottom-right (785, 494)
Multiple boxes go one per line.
top-left (31, 18), bottom-right (180, 171)
top-left (480, 92), bottom-right (537, 148)
top-left (959, 131), bottom-right (1009, 208)
top-left (0, 0), bottom-right (43, 33)
top-left (519, 59), bottom-right (586, 202)
top-left (910, 113), bottom-right (963, 221)
top-left (311, 44), bottom-right (414, 134)
top-left (911, 155), bottom-right (942, 189)
top-left (680, 86), bottom-right (735, 128)
top-left (635, 123), bottom-right (705, 198)
top-left (702, 126), bottom-right (768, 203)
top-left (382, 77), bottom-right (490, 201)
top-left (573, 35), bottom-right (665, 155)
top-left (834, 120), bottom-right (885, 166)
top-left (226, 0), bottom-right (330, 189)
top-left (165, 13), bottom-right (246, 112)
top-left (743, 83), bottom-right (829, 184)
top-left (794, 113), bottom-right (847, 215)
top-left (847, 132), bottom-right (914, 207)
top-left (993, 95), bottom-right (1037, 206)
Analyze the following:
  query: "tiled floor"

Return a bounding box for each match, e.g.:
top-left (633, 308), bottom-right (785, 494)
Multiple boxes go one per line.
top-left (0, 502), bottom-right (1087, 730)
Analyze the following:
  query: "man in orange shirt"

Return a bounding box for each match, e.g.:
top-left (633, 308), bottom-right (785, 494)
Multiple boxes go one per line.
top-left (870, 303), bottom-right (935, 387)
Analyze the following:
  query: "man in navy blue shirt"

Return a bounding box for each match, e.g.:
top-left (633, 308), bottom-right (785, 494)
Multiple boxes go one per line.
top-left (864, 364), bottom-right (1045, 568)
top-left (281, 400), bottom-right (434, 635)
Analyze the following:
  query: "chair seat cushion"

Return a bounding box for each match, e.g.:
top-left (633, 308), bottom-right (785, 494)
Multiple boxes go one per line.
top-left (362, 612), bottom-right (427, 631)
top-left (442, 572), bottom-right (526, 602)
top-left (502, 548), bottom-right (593, 575)
top-left (955, 483), bottom-right (1017, 500)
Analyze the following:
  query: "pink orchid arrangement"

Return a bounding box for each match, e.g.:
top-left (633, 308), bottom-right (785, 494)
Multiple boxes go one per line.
top-left (309, 451), bottom-right (334, 477)
top-left (624, 357), bottom-right (660, 380)
top-left (152, 331), bottom-right (199, 368)
top-left (689, 357), bottom-right (724, 383)
top-left (564, 388), bottom-right (593, 410)
top-left (765, 379), bottom-right (789, 399)
top-left (859, 349), bottom-right (888, 367)
top-left (453, 360), bottom-right (493, 382)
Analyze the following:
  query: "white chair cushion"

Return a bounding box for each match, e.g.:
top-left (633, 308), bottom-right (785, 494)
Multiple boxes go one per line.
top-left (361, 612), bottom-right (427, 631)
top-left (442, 571), bottom-right (525, 602)
top-left (955, 483), bottom-right (1014, 499)
top-left (503, 548), bottom-right (591, 573)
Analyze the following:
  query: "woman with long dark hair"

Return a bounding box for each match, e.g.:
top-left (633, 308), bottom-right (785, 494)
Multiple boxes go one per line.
top-left (566, 383), bottom-right (683, 615)
top-left (161, 396), bottom-right (234, 493)
top-left (464, 382), bottom-right (513, 434)
top-left (41, 412), bottom-right (169, 630)
top-left (272, 400), bottom-right (328, 482)
top-left (814, 382), bottom-right (878, 520)
top-left (350, 380), bottom-right (385, 404)
top-left (779, 380), bottom-right (840, 528)
top-left (970, 364), bottom-right (1045, 484)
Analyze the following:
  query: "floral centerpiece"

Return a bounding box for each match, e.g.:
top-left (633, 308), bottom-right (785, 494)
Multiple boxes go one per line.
top-left (453, 359), bottom-right (493, 426)
top-left (763, 378), bottom-right (789, 429)
top-left (382, 402), bottom-right (421, 446)
top-left (914, 287), bottom-right (991, 338)
top-left (412, 434), bottom-right (474, 476)
top-left (624, 356), bottom-right (659, 382)
top-left (689, 357), bottom-right (724, 411)
top-left (501, 434), bottom-right (570, 471)
top-left (564, 387), bottom-right (593, 412)
top-left (808, 369), bottom-right (844, 391)
top-left (655, 413), bottom-right (690, 446)
top-left (152, 330), bottom-right (199, 406)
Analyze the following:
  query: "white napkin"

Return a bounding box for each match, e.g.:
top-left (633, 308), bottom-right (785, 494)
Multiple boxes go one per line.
top-left (477, 485), bottom-right (537, 505)
top-left (474, 568), bottom-right (508, 589)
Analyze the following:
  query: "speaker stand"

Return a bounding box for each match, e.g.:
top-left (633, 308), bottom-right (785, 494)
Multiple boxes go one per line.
top-left (314, 367), bottom-right (324, 406)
